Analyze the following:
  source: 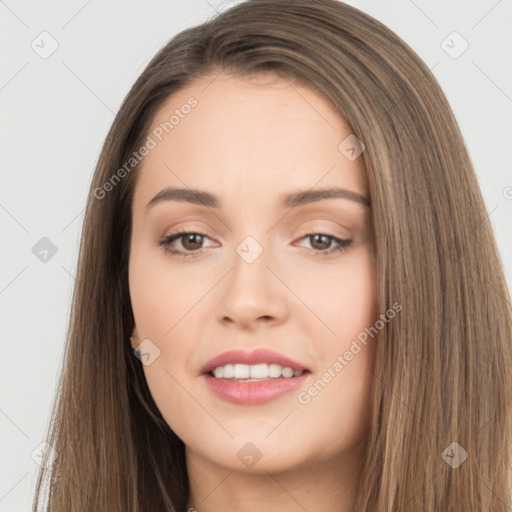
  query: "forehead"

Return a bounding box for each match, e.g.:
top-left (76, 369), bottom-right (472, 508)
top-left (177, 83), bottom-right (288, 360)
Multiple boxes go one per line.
top-left (133, 72), bottom-right (368, 211)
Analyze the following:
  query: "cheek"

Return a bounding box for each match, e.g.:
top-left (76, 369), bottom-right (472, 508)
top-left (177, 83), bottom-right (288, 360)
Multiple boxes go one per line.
top-left (319, 251), bottom-right (377, 423)
top-left (300, 248), bottom-right (377, 404)
top-left (128, 245), bottom-right (203, 338)
top-left (128, 240), bottom-right (378, 461)
top-left (300, 248), bottom-right (377, 344)
top-left (338, 263), bottom-right (376, 336)
top-left (296, 280), bottom-right (377, 452)
top-left (129, 252), bottom-right (195, 427)
top-left (128, 249), bottom-right (204, 405)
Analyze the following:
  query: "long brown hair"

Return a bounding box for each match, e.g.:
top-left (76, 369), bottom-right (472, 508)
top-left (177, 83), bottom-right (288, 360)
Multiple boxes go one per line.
top-left (32, 0), bottom-right (512, 510)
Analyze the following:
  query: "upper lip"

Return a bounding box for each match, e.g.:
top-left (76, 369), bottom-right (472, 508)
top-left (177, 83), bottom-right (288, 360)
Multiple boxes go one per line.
top-left (200, 348), bottom-right (310, 375)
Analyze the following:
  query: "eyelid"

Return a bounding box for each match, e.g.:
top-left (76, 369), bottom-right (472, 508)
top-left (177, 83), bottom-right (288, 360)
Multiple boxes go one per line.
top-left (162, 221), bottom-right (351, 243)
top-left (163, 226), bottom-right (217, 246)
top-left (294, 221), bottom-right (352, 240)
top-left (157, 224), bottom-right (353, 259)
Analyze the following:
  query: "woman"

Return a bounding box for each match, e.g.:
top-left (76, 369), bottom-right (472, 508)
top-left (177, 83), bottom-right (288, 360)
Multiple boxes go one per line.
top-left (32, 0), bottom-right (512, 510)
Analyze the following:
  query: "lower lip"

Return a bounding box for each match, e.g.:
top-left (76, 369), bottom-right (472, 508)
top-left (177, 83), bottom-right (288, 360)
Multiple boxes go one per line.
top-left (203, 372), bottom-right (310, 405)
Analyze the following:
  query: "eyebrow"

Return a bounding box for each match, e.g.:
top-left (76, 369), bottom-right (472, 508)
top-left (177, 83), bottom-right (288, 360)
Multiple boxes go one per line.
top-left (145, 186), bottom-right (371, 211)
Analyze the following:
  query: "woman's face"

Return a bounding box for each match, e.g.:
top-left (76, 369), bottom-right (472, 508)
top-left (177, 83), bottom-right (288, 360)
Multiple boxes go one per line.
top-left (129, 72), bottom-right (378, 475)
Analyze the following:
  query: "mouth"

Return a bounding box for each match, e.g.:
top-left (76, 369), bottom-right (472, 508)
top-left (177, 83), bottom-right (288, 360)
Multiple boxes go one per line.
top-left (207, 363), bottom-right (310, 381)
top-left (200, 349), bottom-right (311, 405)
top-left (200, 348), bottom-right (310, 376)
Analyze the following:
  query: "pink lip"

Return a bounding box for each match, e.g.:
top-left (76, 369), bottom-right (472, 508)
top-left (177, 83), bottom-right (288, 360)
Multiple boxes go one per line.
top-left (203, 372), bottom-right (309, 405)
top-left (200, 348), bottom-right (309, 375)
top-left (200, 348), bottom-right (311, 406)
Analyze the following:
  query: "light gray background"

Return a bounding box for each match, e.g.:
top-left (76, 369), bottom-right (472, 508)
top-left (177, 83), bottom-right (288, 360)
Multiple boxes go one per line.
top-left (1, 1), bottom-right (511, 510)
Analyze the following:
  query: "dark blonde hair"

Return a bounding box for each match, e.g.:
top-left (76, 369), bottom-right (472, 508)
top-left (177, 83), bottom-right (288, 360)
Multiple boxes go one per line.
top-left (32, 0), bottom-right (512, 510)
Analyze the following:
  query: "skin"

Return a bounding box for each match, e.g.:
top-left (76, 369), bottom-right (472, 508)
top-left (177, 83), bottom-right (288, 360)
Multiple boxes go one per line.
top-left (129, 71), bottom-right (378, 512)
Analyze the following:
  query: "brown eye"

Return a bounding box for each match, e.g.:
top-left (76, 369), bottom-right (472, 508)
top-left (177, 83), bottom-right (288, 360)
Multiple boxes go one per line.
top-left (296, 232), bottom-right (353, 256)
top-left (180, 233), bottom-right (205, 251)
top-left (309, 234), bottom-right (333, 251)
top-left (157, 229), bottom-right (214, 258)
top-left (157, 229), bottom-right (352, 259)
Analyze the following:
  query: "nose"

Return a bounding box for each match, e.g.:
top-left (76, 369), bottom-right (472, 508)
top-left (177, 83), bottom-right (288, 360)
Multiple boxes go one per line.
top-left (215, 242), bottom-right (289, 331)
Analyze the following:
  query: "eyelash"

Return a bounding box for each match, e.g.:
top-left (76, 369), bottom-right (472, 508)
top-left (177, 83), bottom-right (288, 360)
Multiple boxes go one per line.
top-left (157, 228), bottom-right (352, 259)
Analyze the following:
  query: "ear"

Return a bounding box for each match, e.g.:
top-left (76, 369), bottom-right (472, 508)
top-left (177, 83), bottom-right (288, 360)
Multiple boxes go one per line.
top-left (130, 326), bottom-right (140, 350)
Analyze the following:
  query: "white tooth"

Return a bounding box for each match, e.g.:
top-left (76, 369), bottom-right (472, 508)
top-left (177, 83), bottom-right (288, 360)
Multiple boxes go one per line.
top-left (250, 363), bottom-right (269, 379)
top-left (281, 366), bottom-right (294, 378)
top-left (233, 363), bottom-right (250, 379)
top-left (211, 363), bottom-right (304, 379)
top-left (223, 364), bottom-right (234, 378)
top-left (268, 364), bottom-right (282, 378)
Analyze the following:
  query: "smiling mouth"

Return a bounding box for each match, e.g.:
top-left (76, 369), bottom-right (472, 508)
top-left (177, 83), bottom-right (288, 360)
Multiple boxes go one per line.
top-left (207, 363), bottom-right (310, 381)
